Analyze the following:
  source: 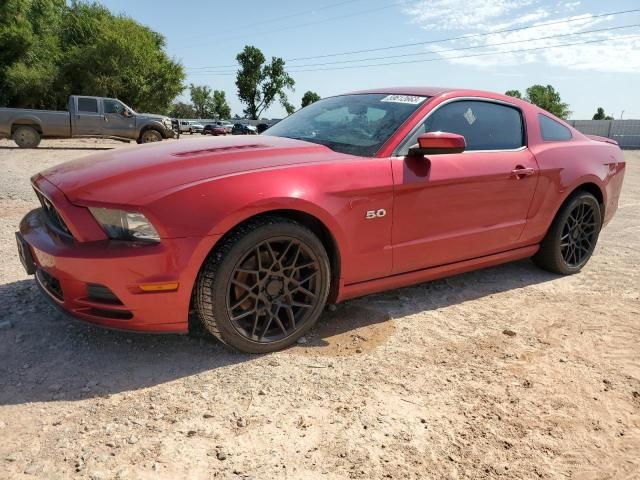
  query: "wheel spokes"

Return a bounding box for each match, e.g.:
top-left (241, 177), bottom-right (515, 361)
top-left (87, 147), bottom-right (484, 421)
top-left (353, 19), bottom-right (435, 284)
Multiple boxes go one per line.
top-left (561, 201), bottom-right (597, 268)
top-left (227, 236), bottom-right (322, 343)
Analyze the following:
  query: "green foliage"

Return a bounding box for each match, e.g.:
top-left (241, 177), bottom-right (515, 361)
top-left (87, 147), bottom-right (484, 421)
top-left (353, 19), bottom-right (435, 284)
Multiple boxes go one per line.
top-left (301, 91), bottom-right (321, 108)
top-left (189, 84), bottom-right (213, 117)
top-left (592, 107), bottom-right (613, 120)
top-left (212, 90), bottom-right (231, 119)
top-left (504, 85), bottom-right (571, 119)
top-left (235, 45), bottom-right (295, 120)
top-left (0, 0), bottom-right (185, 113)
top-left (188, 85), bottom-right (231, 119)
top-left (169, 101), bottom-right (196, 119)
top-left (525, 85), bottom-right (571, 119)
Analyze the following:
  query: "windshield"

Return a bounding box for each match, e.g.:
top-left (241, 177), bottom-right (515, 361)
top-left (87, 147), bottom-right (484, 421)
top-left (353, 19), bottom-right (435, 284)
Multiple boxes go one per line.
top-left (264, 93), bottom-right (428, 156)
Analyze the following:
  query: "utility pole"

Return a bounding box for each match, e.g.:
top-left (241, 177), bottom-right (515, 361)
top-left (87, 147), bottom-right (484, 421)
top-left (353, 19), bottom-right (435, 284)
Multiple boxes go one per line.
top-left (620, 110), bottom-right (625, 120)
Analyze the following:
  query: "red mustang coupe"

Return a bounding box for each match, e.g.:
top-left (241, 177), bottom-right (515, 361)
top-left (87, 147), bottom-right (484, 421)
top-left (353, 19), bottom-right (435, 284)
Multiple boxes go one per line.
top-left (17, 87), bottom-right (626, 353)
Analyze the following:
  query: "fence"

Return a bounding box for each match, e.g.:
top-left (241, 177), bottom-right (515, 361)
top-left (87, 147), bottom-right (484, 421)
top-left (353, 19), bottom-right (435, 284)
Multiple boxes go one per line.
top-left (568, 119), bottom-right (640, 149)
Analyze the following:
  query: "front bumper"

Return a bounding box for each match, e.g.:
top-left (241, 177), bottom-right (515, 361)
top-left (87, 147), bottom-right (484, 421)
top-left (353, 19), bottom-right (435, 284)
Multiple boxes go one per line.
top-left (18, 208), bottom-right (218, 333)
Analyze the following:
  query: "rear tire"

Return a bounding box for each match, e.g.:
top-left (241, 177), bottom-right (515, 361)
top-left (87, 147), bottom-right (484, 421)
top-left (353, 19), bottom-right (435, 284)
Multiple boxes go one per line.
top-left (195, 217), bottom-right (331, 353)
top-left (140, 129), bottom-right (162, 143)
top-left (533, 191), bottom-right (602, 275)
top-left (13, 126), bottom-right (41, 148)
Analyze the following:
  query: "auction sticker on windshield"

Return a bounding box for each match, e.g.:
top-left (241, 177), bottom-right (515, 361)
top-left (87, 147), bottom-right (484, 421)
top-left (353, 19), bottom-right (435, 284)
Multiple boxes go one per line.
top-left (380, 95), bottom-right (427, 104)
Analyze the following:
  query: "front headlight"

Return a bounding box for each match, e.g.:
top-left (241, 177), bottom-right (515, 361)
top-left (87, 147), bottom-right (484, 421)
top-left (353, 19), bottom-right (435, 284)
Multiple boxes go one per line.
top-left (89, 208), bottom-right (160, 243)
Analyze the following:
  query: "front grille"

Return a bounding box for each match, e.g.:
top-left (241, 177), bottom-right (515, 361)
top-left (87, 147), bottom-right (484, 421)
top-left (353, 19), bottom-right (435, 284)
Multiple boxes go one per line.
top-left (87, 284), bottom-right (123, 305)
top-left (34, 189), bottom-right (72, 237)
top-left (37, 269), bottom-right (64, 301)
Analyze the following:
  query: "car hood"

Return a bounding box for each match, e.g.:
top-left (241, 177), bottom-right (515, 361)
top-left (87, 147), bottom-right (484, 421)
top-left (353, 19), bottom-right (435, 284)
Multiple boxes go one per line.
top-left (37, 136), bottom-right (347, 206)
top-left (137, 113), bottom-right (169, 121)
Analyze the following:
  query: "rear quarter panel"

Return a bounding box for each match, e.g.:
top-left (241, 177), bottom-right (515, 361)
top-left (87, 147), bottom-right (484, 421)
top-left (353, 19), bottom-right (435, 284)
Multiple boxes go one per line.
top-left (521, 106), bottom-right (625, 242)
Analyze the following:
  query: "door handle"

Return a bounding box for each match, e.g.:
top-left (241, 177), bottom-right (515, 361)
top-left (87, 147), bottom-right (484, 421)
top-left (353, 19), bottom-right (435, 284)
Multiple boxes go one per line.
top-left (511, 166), bottom-right (535, 179)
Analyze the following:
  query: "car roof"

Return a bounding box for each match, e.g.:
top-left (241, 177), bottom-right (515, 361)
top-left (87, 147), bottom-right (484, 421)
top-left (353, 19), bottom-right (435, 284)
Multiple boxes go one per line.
top-left (346, 86), bottom-right (457, 97)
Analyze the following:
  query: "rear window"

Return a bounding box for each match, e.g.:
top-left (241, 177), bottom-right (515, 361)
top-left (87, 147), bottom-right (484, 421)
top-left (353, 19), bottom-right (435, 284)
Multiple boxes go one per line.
top-left (539, 114), bottom-right (572, 141)
top-left (77, 97), bottom-right (98, 113)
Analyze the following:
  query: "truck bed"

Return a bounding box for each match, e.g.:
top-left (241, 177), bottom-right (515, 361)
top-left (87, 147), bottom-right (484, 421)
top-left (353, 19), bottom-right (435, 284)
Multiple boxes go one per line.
top-left (0, 108), bottom-right (71, 138)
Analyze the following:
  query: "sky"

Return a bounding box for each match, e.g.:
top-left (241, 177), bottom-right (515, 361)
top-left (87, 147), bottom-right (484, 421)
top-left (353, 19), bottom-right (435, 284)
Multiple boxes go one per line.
top-left (98, 0), bottom-right (640, 119)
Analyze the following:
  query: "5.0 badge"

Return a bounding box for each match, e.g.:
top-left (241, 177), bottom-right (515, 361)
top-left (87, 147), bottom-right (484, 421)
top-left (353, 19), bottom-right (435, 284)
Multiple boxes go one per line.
top-left (365, 209), bottom-right (387, 219)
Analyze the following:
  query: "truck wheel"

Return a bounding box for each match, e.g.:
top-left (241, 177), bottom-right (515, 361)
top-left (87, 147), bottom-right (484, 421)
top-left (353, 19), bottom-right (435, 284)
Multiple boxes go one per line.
top-left (13, 126), bottom-right (41, 148)
top-left (140, 130), bottom-right (162, 143)
top-left (195, 217), bottom-right (331, 353)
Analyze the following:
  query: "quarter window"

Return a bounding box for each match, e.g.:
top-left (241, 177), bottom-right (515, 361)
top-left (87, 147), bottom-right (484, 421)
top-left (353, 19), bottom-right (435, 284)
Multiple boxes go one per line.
top-left (399, 100), bottom-right (525, 154)
top-left (77, 97), bottom-right (98, 113)
top-left (539, 114), bottom-right (572, 141)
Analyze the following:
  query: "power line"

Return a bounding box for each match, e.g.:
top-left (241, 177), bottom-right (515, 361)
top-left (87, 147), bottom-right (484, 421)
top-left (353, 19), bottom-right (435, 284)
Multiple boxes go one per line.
top-left (289, 34), bottom-right (640, 73)
top-left (186, 8), bottom-right (640, 71)
top-left (209, 0), bottom-right (363, 37)
top-left (186, 34), bottom-right (640, 76)
top-left (196, 1), bottom-right (405, 49)
top-left (187, 26), bottom-right (640, 76)
top-left (262, 23), bottom-right (640, 69)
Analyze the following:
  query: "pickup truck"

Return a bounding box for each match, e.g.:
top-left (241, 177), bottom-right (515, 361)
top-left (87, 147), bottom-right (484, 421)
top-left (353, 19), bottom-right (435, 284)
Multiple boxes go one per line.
top-left (0, 95), bottom-right (175, 148)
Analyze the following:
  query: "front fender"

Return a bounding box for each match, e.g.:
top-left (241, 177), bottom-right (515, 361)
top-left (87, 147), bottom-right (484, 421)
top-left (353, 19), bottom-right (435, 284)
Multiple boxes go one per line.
top-left (138, 121), bottom-right (170, 138)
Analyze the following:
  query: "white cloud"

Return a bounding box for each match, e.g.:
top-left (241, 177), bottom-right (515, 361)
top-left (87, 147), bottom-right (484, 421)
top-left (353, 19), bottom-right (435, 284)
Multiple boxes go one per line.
top-left (404, 0), bottom-right (536, 31)
top-left (403, 0), bottom-right (640, 72)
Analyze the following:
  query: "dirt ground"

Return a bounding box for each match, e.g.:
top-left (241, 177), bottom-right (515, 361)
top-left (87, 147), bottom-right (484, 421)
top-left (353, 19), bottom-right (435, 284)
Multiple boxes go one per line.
top-left (0, 137), bottom-right (638, 480)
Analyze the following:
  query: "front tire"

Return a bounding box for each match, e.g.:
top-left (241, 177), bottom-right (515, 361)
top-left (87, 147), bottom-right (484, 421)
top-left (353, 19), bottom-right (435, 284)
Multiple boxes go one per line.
top-left (533, 191), bottom-right (602, 275)
top-left (13, 126), bottom-right (41, 148)
top-left (140, 129), bottom-right (163, 143)
top-left (195, 217), bottom-right (331, 353)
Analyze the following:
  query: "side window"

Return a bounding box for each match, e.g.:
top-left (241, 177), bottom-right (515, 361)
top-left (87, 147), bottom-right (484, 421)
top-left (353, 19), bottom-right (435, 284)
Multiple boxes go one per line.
top-left (539, 114), bottom-right (572, 141)
top-left (103, 99), bottom-right (125, 115)
top-left (398, 100), bottom-right (524, 154)
top-left (77, 97), bottom-right (98, 113)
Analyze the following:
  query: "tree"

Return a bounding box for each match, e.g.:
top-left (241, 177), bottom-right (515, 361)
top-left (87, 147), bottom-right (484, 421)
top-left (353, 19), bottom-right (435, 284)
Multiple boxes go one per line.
top-left (504, 85), bottom-right (571, 119)
top-left (169, 101), bottom-right (196, 118)
top-left (235, 45), bottom-right (295, 120)
top-left (592, 107), bottom-right (614, 120)
top-left (0, 0), bottom-right (65, 109)
top-left (525, 84), bottom-right (571, 119)
top-left (212, 90), bottom-right (231, 119)
top-left (0, 1), bottom-right (185, 113)
top-left (189, 84), bottom-right (213, 117)
top-left (301, 91), bottom-right (321, 108)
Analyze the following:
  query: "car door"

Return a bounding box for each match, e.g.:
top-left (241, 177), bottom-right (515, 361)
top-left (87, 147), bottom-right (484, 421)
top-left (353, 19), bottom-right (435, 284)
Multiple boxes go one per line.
top-left (72, 97), bottom-right (104, 136)
top-left (102, 99), bottom-right (136, 138)
top-left (391, 99), bottom-right (539, 274)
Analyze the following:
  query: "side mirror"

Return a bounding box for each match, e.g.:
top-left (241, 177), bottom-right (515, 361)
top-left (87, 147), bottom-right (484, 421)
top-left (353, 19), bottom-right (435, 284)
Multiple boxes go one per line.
top-left (408, 132), bottom-right (466, 156)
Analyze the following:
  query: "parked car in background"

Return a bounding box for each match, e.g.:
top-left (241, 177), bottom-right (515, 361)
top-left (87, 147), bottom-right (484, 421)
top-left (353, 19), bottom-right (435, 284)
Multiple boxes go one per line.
top-left (16, 87), bottom-right (626, 354)
top-left (0, 95), bottom-right (174, 148)
top-left (213, 121), bottom-right (234, 133)
top-left (189, 122), bottom-right (204, 134)
top-left (256, 123), bottom-right (270, 134)
top-left (178, 121), bottom-right (204, 134)
top-left (232, 123), bottom-right (257, 135)
top-left (202, 124), bottom-right (227, 136)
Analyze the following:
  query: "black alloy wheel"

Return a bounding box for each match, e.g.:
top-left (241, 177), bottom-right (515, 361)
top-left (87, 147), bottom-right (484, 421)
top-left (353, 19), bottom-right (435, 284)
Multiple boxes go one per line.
top-left (533, 191), bottom-right (602, 275)
top-left (559, 201), bottom-right (598, 268)
top-left (226, 237), bottom-right (322, 343)
top-left (195, 217), bottom-right (330, 353)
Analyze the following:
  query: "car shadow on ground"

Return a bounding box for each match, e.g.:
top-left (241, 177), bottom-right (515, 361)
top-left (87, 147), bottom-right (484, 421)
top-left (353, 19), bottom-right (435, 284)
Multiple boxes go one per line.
top-left (0, 259), bottom-right (558, 405)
